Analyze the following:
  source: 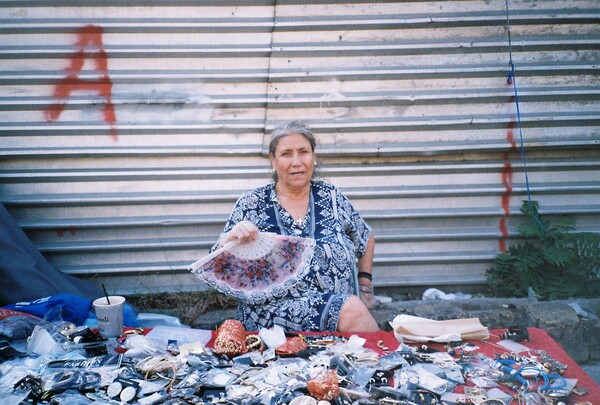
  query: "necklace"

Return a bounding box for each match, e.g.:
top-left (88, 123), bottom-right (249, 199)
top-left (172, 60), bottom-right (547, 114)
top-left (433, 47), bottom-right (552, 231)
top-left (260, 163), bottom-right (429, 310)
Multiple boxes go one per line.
top-left (293, 216), bottom-right (305, 236)
top-left (275, 184), bottom-right (309, 228)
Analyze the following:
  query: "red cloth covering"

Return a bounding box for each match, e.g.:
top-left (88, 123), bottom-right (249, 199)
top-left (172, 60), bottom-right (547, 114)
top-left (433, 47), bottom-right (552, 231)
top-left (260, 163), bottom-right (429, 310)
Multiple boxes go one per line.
top-left (349, 328), bottom-right (600, 404)
top-left (0, 308), bottom-right (39, 320)
top-left (138, 326), bottom-right (599, 403)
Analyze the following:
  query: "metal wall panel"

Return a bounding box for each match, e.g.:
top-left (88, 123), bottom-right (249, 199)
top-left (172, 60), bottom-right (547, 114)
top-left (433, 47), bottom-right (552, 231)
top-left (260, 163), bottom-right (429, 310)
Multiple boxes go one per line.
top-left (0, 0), bottom-right (598, 295)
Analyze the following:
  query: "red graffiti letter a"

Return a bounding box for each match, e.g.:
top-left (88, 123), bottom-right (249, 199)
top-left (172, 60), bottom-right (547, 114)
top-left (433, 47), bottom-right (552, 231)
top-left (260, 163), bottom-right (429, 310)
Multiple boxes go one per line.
top-left (45, 24), bottom-right (117, 141)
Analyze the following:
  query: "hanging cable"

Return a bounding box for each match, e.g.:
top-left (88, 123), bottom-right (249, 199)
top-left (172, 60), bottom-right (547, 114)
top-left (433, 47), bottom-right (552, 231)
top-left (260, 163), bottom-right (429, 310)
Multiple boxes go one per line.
top-left (504, 0), bottom-right (544, 228)
top-left (504, 0), bottom-right (514, 67)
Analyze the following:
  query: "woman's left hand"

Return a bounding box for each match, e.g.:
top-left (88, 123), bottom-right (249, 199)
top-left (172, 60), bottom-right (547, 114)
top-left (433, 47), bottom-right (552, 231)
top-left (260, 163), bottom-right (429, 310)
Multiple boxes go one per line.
top-left (359, 284), bottom-right (376, 309)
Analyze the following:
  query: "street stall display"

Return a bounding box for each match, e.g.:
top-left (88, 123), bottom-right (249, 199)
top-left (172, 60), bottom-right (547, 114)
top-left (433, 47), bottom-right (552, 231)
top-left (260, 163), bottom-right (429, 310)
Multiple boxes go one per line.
top-left (0, 307), bottom-right (598, 405)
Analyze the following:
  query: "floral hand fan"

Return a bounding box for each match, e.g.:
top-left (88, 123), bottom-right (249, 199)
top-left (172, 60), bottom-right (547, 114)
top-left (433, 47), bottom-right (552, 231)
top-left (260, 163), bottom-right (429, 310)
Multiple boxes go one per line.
top-left (190, 232), bottom-right (315, 304)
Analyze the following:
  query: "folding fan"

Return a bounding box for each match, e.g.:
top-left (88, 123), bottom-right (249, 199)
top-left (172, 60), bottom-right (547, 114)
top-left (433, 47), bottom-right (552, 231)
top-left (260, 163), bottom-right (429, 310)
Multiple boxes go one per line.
top-left (190, 232), bottom-right (316, 304)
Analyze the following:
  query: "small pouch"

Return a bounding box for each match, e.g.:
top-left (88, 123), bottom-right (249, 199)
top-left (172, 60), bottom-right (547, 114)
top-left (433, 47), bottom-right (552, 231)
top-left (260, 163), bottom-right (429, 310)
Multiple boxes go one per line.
top-left (275, 336), bottom-right (308, 356)
top-left (212, 319), bottom-right (248, 358)
top-left (307, 370), bottom-right (339, 401)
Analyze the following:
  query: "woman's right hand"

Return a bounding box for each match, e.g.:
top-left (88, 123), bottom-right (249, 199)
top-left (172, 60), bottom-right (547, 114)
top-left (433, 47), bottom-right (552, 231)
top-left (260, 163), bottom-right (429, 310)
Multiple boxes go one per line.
top-left (225, 220), bottom-right (259, 244)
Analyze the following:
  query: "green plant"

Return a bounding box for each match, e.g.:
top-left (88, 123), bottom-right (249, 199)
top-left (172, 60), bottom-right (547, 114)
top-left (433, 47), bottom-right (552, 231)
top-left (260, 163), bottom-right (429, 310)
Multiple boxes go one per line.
top-left (486, 200), bottom-right (600, 300)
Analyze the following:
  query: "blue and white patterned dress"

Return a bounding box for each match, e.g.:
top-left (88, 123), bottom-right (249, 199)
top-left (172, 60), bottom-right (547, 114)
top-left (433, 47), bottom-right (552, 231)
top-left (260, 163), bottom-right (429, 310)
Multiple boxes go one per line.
top-left (211, 180), bottom-right (372, 332)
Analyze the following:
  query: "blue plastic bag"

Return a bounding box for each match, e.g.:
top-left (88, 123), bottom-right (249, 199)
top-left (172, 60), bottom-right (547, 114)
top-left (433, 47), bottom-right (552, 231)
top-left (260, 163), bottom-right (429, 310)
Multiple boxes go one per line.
top-left (4, 293), bottom-right (92, 325)
top-left (4, 293), bottom-right (138, 327)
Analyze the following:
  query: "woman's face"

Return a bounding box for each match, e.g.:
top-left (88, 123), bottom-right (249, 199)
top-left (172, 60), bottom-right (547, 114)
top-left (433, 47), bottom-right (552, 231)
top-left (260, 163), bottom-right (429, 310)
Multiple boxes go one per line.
top-left (270, 132), bottom-right (315, 190)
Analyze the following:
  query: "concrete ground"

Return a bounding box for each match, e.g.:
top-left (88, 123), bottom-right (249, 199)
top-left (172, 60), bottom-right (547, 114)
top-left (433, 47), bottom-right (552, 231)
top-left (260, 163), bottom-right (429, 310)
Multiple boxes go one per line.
top-left (581, 363), bottom-right (600, 385)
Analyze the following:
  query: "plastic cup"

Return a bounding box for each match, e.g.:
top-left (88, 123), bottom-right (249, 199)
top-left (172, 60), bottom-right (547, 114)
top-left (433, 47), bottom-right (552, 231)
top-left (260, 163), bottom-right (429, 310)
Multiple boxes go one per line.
top-left (93, 295), bottom-right (125, 338)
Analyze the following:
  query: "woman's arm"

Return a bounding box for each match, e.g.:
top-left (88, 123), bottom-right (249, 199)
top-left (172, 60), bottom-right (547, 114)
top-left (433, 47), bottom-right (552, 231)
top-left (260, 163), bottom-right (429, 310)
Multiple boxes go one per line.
top-left (357, 233), bottom-right (375, 309)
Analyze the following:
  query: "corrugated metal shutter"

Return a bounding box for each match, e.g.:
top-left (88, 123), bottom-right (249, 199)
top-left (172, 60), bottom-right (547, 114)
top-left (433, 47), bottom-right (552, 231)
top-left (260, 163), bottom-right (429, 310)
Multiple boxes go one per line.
top-left (1, 0), bottom-right (599, 295)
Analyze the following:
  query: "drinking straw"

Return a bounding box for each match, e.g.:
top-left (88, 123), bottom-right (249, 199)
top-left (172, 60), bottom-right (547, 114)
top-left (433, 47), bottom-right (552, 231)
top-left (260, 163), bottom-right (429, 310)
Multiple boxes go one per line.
top-left (102, 284), bottom-right (111, 305)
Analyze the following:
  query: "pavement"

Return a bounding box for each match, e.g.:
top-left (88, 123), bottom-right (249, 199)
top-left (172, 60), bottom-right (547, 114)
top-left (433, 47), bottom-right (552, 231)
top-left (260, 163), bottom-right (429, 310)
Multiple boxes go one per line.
top-left (581, 363), bottom-right (600, 385)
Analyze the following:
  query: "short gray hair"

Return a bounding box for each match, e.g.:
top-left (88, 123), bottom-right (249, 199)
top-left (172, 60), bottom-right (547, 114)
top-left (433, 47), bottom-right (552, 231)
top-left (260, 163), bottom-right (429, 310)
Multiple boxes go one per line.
top-left (269, 121), bottom-right (317, 155)
top-left (268, 121), bottom-right (319, 181)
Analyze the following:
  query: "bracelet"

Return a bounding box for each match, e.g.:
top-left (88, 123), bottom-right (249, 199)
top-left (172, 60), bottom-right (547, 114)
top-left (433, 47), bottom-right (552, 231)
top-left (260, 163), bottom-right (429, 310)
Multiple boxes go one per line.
top-left (357, 272), bottom-right (372, 282)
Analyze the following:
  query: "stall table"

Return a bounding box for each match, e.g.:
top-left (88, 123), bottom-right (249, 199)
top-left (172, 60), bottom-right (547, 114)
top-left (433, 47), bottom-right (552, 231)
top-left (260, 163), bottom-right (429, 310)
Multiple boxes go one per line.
top-left (302, 327), bottom-right (600, 404)
top-left (129, 325), bottom-right (600, 403)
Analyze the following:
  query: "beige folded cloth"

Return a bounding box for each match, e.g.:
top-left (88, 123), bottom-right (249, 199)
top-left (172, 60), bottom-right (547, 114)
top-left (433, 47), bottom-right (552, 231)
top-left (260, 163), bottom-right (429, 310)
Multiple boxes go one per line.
top-left (390, 314), bottom-right (489, 343)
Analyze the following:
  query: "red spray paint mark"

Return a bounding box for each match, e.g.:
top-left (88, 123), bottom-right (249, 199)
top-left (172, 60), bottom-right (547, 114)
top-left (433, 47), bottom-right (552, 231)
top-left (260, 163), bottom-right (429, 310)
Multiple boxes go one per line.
top-left (45, 25), bottom-right (118, 141)
top-left (499, 97), bottom-right (517, 252)
top-left (56, 226), bottom-right (77, 237)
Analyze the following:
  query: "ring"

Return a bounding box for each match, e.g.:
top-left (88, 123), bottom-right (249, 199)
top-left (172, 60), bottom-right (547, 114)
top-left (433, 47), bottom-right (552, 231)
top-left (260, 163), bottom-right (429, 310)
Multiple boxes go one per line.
top-left (377, 340), bottom-right (389, 351)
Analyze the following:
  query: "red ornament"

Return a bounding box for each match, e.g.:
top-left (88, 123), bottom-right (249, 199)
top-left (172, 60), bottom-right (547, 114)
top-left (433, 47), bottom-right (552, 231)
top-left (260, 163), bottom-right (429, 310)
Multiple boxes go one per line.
top-left (212, 319), bottom-right (248, 358)
top-left (307, 370), bottom-right (339, 400)
top-left (275, 336), bottom-right (308, 356)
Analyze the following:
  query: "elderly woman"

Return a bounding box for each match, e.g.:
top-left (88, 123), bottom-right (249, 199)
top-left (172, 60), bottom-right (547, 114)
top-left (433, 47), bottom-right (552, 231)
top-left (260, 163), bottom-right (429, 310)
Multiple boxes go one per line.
top-left (212, 121), bottom-right (378, 332)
